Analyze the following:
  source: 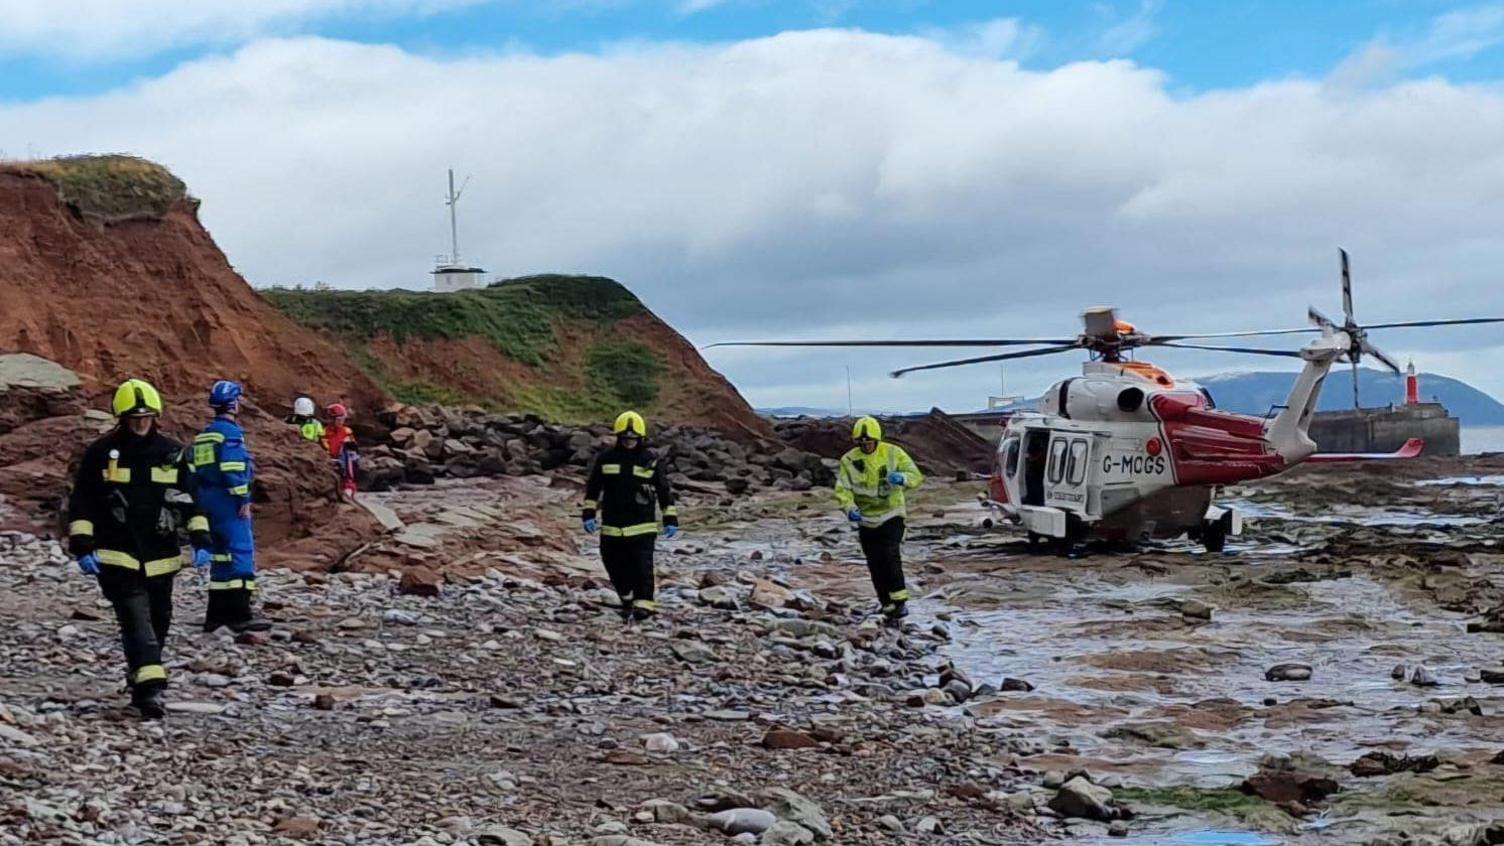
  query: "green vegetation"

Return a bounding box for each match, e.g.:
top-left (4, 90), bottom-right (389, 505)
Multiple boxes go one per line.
top-left (588, 341), bottom-right (665, 407)
top-left (4, 155), bottom-right (188, 223)
top-left (1114, 786), bottom-right (1297, 832)
top-left (264, 275), bottom-right (646, 366)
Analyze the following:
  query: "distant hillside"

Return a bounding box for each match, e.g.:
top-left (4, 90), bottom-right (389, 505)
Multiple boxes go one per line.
top-left (760, 406), bottom-right (887, 418)
top-left (1196, 369), bottom-right (1504, 425)
top-left (265, 275), bottom-right (770, 436)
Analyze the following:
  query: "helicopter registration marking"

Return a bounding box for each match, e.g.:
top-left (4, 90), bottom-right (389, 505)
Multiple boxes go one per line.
top-left (1102, 454), bottom-right (1168, 476)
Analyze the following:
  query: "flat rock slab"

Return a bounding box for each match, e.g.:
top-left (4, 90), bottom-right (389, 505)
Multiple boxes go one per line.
top-left (358, 499), bottom-right (405, 532)
top-left (0, 353), bottom-right (80, 392)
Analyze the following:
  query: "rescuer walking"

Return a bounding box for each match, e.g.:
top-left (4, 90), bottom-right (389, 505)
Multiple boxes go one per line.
top-left (581, 411), bottom-right (679, 621)
top-left (835, 416), bottom-right (924, 621)
top-left (189, 380), bottom-right (269, 633)
top-left (66, 379), bottom-right (213, 719)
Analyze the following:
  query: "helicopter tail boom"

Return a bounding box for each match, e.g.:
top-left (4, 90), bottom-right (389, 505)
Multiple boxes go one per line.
top-left (1263, 331), bottom-right (1349, 464)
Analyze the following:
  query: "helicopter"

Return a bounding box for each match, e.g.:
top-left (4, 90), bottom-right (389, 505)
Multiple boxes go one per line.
top-left (712, 251), bottom-right (1504, 552)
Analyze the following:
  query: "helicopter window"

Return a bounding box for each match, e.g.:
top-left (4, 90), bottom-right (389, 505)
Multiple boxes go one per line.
top-left (1067, 439), bottom-right (1088, 485)
top-left (1199, 387), bottom-right (1217, 409)
top-left (1047, 439), bottom-right (1068, 484)
top-left (1003, 438), bottom-right (1021, 477)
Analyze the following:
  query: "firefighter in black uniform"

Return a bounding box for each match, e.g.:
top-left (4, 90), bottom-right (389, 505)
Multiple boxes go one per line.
top-left (67, 379), bottom-right (212, 719)
top-left (581, 411), bottom-right (679, 621)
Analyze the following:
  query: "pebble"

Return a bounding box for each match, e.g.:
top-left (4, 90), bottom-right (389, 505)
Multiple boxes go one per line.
top-left (1265, 663), bottom-right (1313, 682)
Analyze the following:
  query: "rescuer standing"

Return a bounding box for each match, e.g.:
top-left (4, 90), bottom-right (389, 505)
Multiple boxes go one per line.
top-left (835, 416), bottom-right (924, 621)
top-left (581, 411), bottom-right (679, 621)
top-left (66, 379), bottom-right (212, 719)
top-left (189, 380), bottom-right (269, 633)
top-left (323, 402), bottom-right (358, 501)
top-left (285, 395), bottom-right (325, 444)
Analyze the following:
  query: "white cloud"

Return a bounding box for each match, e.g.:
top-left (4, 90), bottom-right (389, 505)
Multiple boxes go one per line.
top-left (1094, 0), bottom-right (1160, 56)
top-left (1332, 3), bottom-right (1504, 87)
top-left (919, 17), bottom-right (1041, 60)
top-left (0, 0), bottom-right (489, 59)
top-left (678, 0), bottom-right (730, 13)
top-left (5, 30), bottom-right (1504, 411)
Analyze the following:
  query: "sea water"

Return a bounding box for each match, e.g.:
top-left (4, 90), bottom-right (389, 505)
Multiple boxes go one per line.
top-left (1462, 425), bottom-right (1504, 454)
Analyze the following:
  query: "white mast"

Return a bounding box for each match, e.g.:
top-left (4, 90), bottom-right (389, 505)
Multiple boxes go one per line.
top-left (444, 168), bottom-right (469, 265)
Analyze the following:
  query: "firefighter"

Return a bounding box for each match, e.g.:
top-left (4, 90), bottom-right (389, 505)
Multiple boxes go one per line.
top-left (323, 403), bottom-right (358, 501)
top-left (581, 411), bottom-right (679, 621)
top-left (66, 379), bottom-right (212, 719)
top-left (285, 395), bottom-right (324, 444)
top-left (835, 416), bottom-right (924, 621)
top-left (188, 380), bottom-right (269, 633)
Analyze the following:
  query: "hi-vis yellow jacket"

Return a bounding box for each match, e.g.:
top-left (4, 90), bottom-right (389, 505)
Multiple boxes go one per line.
top-left (834, 442), bottom-right (923, 528)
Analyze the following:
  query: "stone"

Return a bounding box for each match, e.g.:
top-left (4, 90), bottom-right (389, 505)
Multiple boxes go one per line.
top-left (475, 827), bottom-right (532, 846)
top-left (1103, 722), bottom-right (1205, 750)
top-left (1265, 663), bottom-right (1312, 682)
top-left (762, 788), bottom-right (832, 839)
top-left (942, 680), bottom-right (972, 703)
top-left (760, 821), bottom-right (815, 845)
top-left (1000, 677), bottom-right (1035, 692)
top-left (642, 733), bottom-right (680, 753)
top-left (762, 729), bottom-right (821, 750)
top-left (1481, 668), bottom-right (1504, 685)
top-left (749, 579), bottom-right (795, 609)
top-left (165, 701), bottom-right (227, 715)
top-left (398, 566), bottom-right (443, 597)
top-left (272, 816), bottom-right (321, 838)
top-left (1180, 599), bottom-right (1214, 620)
top-left (1242, 769), bottom-right (1340, 808)
top-left (1349, 751), bottom-right (1440, 777)
top-left (877, 814), bottom-right (904, 832)
top-left (708, 808), bottom-right (778, 835)
top-left (672, 641), bottom-right (718, 665)
top-left (1410, 666), bottom-right (1439, 687)
top-left (1109, 821), bottom-right (1130, 837)
top-left (699, 586), bottom-right (739, 610)
top-left (1048, 777), bottom-right (1125, 822)
top-left (267, 671), bottom-right (296, 687)
top-left (641, 799), bottom-right (691, 824)
top-left (705, 709), bottom-right (752, 721)
top-left (313, 694), bottom-right (336, 711)
top-left (915, 816), bottom-right (943, 835)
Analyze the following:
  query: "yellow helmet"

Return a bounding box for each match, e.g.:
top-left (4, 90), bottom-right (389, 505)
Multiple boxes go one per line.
top-left (112, 378), bottom-right (163, 418)
top-left (613, 410), bottom-right (647, 437)
top-left (852, 416), bottom-right (882, 442)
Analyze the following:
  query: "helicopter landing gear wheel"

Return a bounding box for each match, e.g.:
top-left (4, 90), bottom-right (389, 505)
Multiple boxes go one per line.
top-left (1026, 531), bottom-right (1045, 551)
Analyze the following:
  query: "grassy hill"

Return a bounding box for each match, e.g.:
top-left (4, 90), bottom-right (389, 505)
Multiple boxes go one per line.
top-left (263, 275), bottom-right (763, 432)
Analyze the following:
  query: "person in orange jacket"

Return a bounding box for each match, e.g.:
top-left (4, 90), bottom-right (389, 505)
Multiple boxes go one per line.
top-left (323, 403), bottom-right (358, 501)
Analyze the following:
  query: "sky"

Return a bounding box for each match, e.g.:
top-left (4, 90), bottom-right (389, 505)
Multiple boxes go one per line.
top-left (4, 1), bottom-right (1504, 413)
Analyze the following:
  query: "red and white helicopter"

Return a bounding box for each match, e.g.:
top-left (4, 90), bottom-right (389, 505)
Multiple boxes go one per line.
top-left (715, 251), bottom-right (1504, 551)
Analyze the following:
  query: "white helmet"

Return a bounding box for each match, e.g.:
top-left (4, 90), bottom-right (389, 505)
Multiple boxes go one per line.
top-left (293, 396), bottom-right (316, 417)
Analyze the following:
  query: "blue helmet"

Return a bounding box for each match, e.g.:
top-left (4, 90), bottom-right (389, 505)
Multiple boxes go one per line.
top-left (209, 380), bottom-right (244, 410)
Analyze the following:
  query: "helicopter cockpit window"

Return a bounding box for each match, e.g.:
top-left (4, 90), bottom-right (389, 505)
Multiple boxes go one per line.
top-left (1003, 438), bottom-right (1021, 477)
top-left (1067, 439), bottom-right (1088, 485)
top-left (1047, 439), bottom-right (1068, 484)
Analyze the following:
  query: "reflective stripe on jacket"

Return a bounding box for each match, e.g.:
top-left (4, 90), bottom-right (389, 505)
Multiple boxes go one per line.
top-left (582, 445), bottom-right (678, 535)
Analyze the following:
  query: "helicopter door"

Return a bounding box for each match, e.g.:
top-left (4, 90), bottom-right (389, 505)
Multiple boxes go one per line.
top-left (1044, 433), bottom-right (1092, 516)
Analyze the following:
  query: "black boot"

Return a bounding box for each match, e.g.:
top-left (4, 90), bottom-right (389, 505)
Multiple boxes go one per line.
top-left (225, 588), bottom-right (271, 633)
top-left (630, 600), bottom-right (657, 622)
top-left (131, 683), bottom-right (166, 720)
top-left (202, 591), bottom-right (230, 633)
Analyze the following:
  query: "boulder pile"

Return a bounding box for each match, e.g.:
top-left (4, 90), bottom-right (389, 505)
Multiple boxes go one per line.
top-left (361, 405), bottom-right (837, 493)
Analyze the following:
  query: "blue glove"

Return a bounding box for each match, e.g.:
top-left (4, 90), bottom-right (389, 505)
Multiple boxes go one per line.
top-left (192, 549), bottom-right (212, 570)
top-left (77, 553), bottom-right (100, 576)
top-left (847, 508), bottom-right (863, 524)
top-left (663, 525), bottom-right (680, 539)
top-left (888, 472), bottom-right (906, 486)
top-left (583, 518), bottom-right (599, 534)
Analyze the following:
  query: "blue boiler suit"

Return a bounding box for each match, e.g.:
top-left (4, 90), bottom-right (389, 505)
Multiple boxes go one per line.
top-left (189, 417), bottom-right (257, 591)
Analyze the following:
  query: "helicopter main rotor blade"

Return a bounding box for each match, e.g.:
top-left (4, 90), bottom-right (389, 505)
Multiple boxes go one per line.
top-left (890, 345), bottom-right (1081, 379)
top-left (1155, 342), bottom-right (1306, 358)
top-left (1351, 359), bottom-right (1361, 408)
top-left (705, 338), bottom-right (1077, 349)
top-left (1149, 327), bottom-right (1321, 342)
top-left (1360, 340), bottom-right (1403, 375)
top-left (1340, 248), bottom-right (1354, 326)
top-left (1308, 305), bottom-right (1339, 332)
top-left (1360, 317), bottom-right (1504, 330)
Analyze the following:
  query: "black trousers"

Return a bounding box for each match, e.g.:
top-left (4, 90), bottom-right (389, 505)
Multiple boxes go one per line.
top-left (858, 517), bottom-right (908, 605)
top-left (600, 535), bottom-right (655, 605)
top-left (96, 568), bottom-right (173, 689)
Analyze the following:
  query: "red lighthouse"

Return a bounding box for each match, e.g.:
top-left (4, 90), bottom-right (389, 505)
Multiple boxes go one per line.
top-left (1405, 361), bottom-right (1420, 406)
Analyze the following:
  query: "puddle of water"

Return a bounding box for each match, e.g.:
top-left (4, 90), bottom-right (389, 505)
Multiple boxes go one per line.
top-left (1229, 499), bottom-right (1485, 528)
top-left (1414, 475), bottom-right (1504, 488)
top-left (1173, 833), bottom-right (1279, 846)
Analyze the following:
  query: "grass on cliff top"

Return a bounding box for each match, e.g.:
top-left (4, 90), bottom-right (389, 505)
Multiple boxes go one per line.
top-left (263, 275), bottom-right (646, 366)
top-left (4, 154), bottom-right (188, 223)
